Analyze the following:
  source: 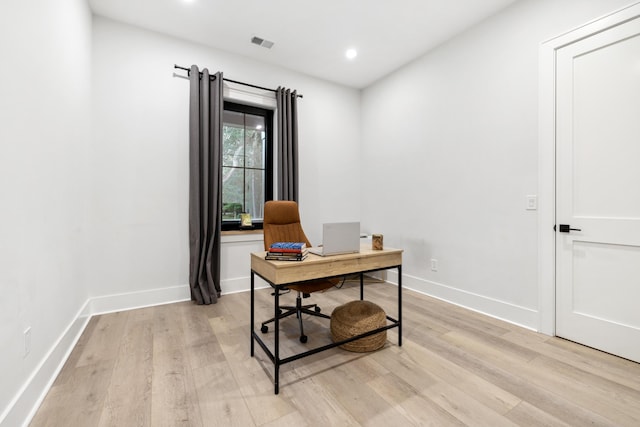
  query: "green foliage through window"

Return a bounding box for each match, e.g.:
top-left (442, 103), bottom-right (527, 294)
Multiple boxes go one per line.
top-left (222, 102), bottom-right (273, 229)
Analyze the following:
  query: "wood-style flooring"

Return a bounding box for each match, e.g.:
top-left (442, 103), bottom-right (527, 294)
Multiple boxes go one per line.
top-left (30, 280), bottom-right (640, 426)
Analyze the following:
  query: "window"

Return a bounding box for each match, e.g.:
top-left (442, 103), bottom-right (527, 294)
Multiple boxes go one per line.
top-left (221, 102), bottom-right (273, 230)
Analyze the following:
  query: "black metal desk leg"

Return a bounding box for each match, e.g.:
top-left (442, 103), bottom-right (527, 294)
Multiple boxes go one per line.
top-left (274, 284), bottom-right (280, 394)
top-left (251, 272), bottom-right (255, 357)
top-left (398, 265), bottom-right (402, 346)
top-left (360, 272), bottom-right (364, 300)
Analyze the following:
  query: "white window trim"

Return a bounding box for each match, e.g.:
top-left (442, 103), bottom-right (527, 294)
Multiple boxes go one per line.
top-left (223, 81), bottom-right (279, 203)
top-left (223, 82), bottom-right (277, 110)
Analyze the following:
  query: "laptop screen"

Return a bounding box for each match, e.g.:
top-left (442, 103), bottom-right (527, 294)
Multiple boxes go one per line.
top-left (317, 222), bottom-right (360, 256)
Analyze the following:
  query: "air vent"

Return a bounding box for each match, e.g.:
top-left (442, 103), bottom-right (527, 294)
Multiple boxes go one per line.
top-left (251, 36), bottom-right (274, 49)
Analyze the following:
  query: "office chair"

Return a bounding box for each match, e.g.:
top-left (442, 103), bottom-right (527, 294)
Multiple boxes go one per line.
top-left (260, 200), bottom-right (337, 343)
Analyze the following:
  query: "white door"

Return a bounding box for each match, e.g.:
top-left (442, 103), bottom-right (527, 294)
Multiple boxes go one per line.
top-left (556, 15), bottom-right (640, 363)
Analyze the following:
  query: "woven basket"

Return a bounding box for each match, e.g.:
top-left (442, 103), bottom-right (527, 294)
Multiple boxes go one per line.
top-left (330, 300), bottom-right (387, 352)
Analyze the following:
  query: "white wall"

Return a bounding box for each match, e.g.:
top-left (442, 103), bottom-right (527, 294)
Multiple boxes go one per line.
top-left (0, 9), bottom-right (360, 425)
top-left (0, 0), bottom-right (92, 424)
top-left (3, 0), bottom-right (633, 423)
top-left (360, 0), bottom-right (633, 329)
top-left (89, 17), bottom-right (361, 298)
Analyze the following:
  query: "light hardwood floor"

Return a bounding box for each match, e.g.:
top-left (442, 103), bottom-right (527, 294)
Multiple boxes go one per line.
top-left (30, 280), bottom-right (640, 426)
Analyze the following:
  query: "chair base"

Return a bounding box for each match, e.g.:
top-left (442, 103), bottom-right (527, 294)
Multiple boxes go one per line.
top-left (261, 292), bottom-right (331, 343)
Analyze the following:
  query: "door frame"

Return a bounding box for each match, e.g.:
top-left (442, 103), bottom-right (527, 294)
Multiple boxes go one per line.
top-left (537, 1), bottom-right (640, 335)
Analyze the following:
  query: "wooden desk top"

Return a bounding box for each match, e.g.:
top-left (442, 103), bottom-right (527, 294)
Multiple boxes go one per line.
top-left (251, 244), bottom-right (402, 285)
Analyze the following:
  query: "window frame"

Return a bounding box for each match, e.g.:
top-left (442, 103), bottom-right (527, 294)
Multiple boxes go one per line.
top-left (221, 101), bottom-right (273, 231)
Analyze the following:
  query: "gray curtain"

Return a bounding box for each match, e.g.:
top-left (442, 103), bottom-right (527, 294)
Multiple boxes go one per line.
top-left (276, 87), bottom-right (299, 201)
top-left (189, 66), bottom-right (223, 305)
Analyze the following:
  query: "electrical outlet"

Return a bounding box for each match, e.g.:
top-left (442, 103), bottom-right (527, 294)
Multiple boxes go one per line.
top-left (430, 259), bottom-right (438, 272)
top-left (24, 327), bottom-right (32, 358)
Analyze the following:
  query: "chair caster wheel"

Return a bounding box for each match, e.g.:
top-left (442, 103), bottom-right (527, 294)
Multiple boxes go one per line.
top-left (300, 335), bottom-right (308, 343)
top-left (314, 306), bottom-right (321, 313)
top-left (261, 325), bottom-right (268, 333)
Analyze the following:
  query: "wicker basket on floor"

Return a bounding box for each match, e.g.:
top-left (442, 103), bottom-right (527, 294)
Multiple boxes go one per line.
top-left (330, 300), bottom-right (387, 352)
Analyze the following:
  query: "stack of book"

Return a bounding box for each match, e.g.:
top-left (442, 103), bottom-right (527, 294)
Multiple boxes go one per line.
top-left (265, 242), bottom-right (308, 261)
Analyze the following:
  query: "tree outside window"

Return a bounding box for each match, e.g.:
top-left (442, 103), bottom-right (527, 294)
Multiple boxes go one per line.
top-left (222, 102), bottom-right (273, 229)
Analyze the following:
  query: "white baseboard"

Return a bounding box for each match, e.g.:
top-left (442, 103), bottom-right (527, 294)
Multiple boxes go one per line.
top-left (222, 276), bottom-right (270, 295)
top-left (89, 284), bottom-right (191, 315)
top-left (219, 272), bottom-right (538, 332)
top-left (5, 284), bottom-right (190, 427)
top-left (388, 270), bottom-right (539, 331)
top-left (5, 272), bottom-right (539, 427)
top-left (4, 277), bottom-right (276, 427)
top-left (1, 302), bottom-right (91, 427)
top-left (224, 270), bottom-right (538, 330)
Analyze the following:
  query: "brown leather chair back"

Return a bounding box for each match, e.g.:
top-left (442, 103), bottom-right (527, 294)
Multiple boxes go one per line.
top-left (263, 201), bottom-right (312, 250)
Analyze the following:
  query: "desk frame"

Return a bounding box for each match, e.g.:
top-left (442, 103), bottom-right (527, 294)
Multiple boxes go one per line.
top-left (250, 248), bottom-right (402, 394)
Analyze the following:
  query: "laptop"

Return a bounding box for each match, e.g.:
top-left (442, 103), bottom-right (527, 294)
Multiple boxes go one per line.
top-left (308, 222), bottom-right (361, 256)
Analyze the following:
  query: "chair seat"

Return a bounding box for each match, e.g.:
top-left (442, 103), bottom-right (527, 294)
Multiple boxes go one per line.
top-left (287, 278), bottom-right (338, 294)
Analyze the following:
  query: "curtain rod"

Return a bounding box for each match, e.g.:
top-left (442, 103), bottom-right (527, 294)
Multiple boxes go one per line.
top-left (174, 64), bottom-right (303, 98)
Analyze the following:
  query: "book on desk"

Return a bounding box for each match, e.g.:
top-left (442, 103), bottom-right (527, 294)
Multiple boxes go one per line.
top-left (265, 242), bottom-right (308, 261)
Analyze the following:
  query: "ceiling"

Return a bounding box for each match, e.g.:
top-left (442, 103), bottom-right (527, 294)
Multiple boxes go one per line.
top-left (88, 0), bottom-right (518, 89)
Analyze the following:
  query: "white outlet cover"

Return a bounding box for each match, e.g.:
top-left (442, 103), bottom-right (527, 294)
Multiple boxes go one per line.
top-left (24, 327), bottom-right (31, 357)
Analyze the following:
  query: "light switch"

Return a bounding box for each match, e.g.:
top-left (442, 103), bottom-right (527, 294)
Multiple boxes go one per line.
top-left (526, 195), bottom-right (537, 211)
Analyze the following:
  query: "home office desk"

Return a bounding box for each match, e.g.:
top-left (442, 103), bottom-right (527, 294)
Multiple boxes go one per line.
top-left (250, 245), bottom-right (403, 394)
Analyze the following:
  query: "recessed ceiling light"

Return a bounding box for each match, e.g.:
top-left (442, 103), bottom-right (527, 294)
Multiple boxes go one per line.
top-left (345, 48), bottom-right (358, 60)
